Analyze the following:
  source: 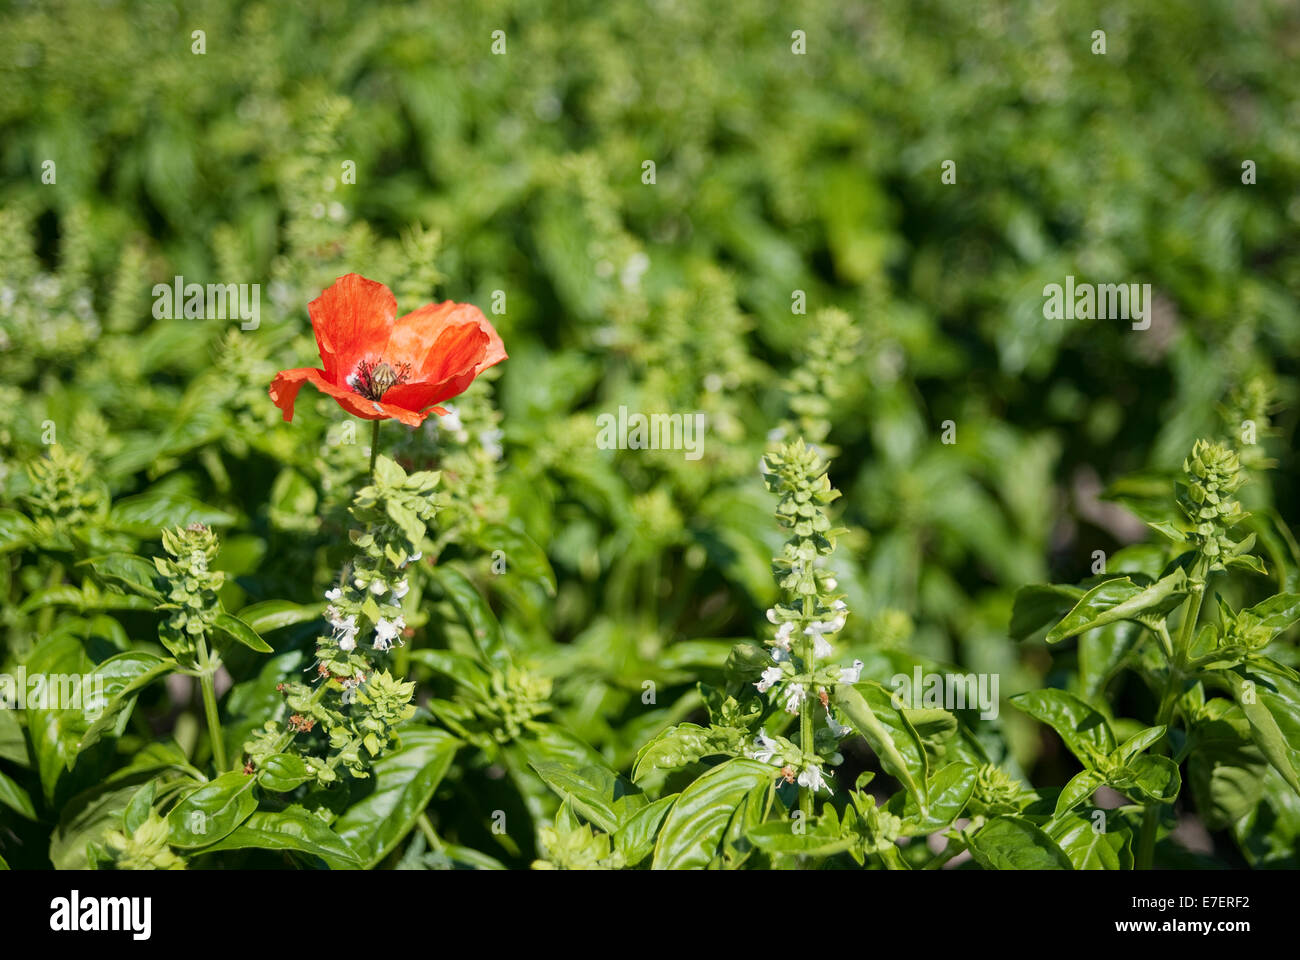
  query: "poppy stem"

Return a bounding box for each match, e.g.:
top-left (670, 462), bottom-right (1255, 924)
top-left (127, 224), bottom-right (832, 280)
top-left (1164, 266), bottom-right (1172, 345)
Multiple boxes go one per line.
top-left (369, 419), bottom-right (381, 480)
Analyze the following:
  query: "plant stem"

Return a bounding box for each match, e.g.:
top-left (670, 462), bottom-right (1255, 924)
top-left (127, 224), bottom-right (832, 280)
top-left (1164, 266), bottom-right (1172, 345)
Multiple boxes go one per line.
top-left (196, 635), bottom-right (228, 773)
top-left (1136, 571), bottom-right (1206, 869)
top-left (417, 812), bottom-right (444, 851)
top-left (369, 419), bottom-right (381, 479)
top-left (799, 634), bottom-right (815, 822)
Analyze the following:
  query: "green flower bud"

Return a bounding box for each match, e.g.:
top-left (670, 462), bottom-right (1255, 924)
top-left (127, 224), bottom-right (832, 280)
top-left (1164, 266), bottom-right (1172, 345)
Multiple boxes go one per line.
top-left (103, 812), bottom-right (186, 871)
top-left (1179, 439), bottom-right (1247, 563)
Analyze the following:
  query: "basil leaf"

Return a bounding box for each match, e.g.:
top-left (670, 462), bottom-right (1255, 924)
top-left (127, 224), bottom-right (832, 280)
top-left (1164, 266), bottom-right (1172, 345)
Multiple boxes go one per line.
top-left (167, 771), bottom-right (259, 848)
top-left (196, 808), bottom-right (360, 869)
top-left (651, 759), bottom-right (774, 869)
top-left (332, 725), bottom-right (460, 868)
top-left (530, 760), bottom-right (647, 834)
top-left (967, 816), bottom-right (1072, 870)
top-left (213, 612), bottom-right (273, 653)
top-left (834, 681), bottom-right (928, 806)
top-left (1046, 813), bottom-right (1132, 870)
top-left (1011, 688), bottom-right (1116, 763)
top-left (1046, 571), bottom-right (1186, 644)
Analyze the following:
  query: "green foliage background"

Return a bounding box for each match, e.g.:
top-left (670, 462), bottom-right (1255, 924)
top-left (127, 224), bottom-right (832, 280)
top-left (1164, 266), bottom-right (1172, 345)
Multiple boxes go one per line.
top-left (1, 0), bottom-right (1298, 869)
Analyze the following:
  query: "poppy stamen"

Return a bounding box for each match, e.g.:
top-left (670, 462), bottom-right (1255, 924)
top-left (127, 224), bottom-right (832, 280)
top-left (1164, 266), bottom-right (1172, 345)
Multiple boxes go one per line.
top-left (350, 359), bottom-right (412, 401)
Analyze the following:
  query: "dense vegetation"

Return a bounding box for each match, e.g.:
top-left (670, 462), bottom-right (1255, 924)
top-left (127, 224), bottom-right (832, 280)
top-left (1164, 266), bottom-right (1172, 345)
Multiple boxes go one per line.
top-left (1, 0), bottom-right (1298, 869)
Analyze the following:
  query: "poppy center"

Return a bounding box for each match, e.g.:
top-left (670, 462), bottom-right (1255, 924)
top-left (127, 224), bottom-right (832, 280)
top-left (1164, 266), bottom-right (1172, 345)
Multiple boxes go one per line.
top-left (350, 359), bottom-right (411, 401)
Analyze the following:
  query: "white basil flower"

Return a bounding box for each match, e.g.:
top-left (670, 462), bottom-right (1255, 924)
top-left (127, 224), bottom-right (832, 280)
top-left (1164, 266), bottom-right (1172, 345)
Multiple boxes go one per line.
top-left (373, 616), bottom-right (405, 651)
top-left (797, 764), bottom-right (831, 794)
top-left (747, 729), bottom-right (780, 764)
top-left (774, 620), bottom-right (795, 649)
top-left (783, 683), bottom-right (806, 714)
top-left (839, 659), bottom-right (864, 684)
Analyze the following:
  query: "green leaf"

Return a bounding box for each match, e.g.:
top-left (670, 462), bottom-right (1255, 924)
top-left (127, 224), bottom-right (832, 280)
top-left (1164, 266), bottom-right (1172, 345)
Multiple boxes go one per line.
top-left (408, 649), bottom-right (492, 698)
top-left (893, 762), bottom-right (978, 835)
top-left (385, 500), bottom-right (426, 547)
top-left (0, 709), bottom-right (27, 767)
top-left (333, 725), bottom-right (459, 869)
top-left (966, 816), bottom-right (1072, 870)
top-left (430, 564), bottom-right (509, 670)
top-left (1045, 571), bottom-right (1187, 644)
top-left (212, 612), bottom-right (273, 653)
top-left (79, 553), bottom-right (162, 600)
top-left (632, 723), bottom-right (723, 781)
top-left (481, 523), bottom-right (557, 597)
top-left (746, 815), bottom-right (851, 856)
top-left (372, 455), bottom-right (407, 488)
top-left (123, 781), bottom-right (156, 834)
top-left (1078, 621), bottom-right (1142, 702)
top-left (1011, 689), bottom-right (1116, 764)
top-left (1115, 724), bottom-right (1167, 765)
top-left (233, 600), bottom-right (325, 635)
top-left (195, 808), bottom-right (360, 869)
top-left (613, 794), bottom-right (678, 866)
top-left (651, 759), bottom-right (774, 869)
top-left (1188, 709), bottom-right (1267, 831)
top-left (1113, 755), bottom-right (1181, 804)
top-left (24, 633), bottom-right (91, 801)
top-left (1054, 769), bottom-right (1104, 818)
top-left (1010, 584), bottom-right (1085, 641)
top-left (834, 681), bottom-right (928, 806)
top-left (258, 754), bottom-right (313, 792)
top-left (78, 651), bottom-right (176, 754)
top-left (19, 583), bottom-right (154, 613)
top-left (107, 491), bottom-right (236, 536)
top-left (530, 761), bottom-right (647, 834)
top-left (166, 771), bottom-right (259, 848)
top-left (1226, 662), bottom-right (1300, 797)
top-left (0, 768), bottom-right (37, 820)
top-left (1225, 553), bottom-right (1268, 576)
top-left (1243, 594), bottom-right (1300, 637)
top-left (1046, 814), bottom-right (1132, 870)
top-left (0, 508), bottom-right (37, 554)
top-left (268, 468), bottom-right (319, 530)
top-left (1233, 768), bottom-right (1300, 867)
top-left (51, 779), bottom-right (151, 869)
top-left (518, 723), bottom-right (609, 769)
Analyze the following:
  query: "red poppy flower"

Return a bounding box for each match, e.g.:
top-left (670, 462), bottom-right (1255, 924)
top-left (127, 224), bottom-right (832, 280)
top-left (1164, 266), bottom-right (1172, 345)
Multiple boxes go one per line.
top-left (269, 273), bottom-right (506, 427)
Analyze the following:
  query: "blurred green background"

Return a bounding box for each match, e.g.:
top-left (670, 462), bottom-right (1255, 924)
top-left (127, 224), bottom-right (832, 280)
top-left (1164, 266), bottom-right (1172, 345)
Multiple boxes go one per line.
top-left (2, 0), bottom-right (1299, 865)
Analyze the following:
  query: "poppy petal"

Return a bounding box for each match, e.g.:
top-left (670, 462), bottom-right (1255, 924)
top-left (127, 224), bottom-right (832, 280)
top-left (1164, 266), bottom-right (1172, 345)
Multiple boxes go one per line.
top-left (308, 273), bottom-right (398, 383)
top-left (268, 367), bottom-right (322, 422)
top-left (386, 301), bottom-right (505, 379)
top-left (381, 324), bottom-right (488, 412)
top-left (380, 303), bottom-right (507, 413)
top-left (269, 367), bottom-right (431, 427)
